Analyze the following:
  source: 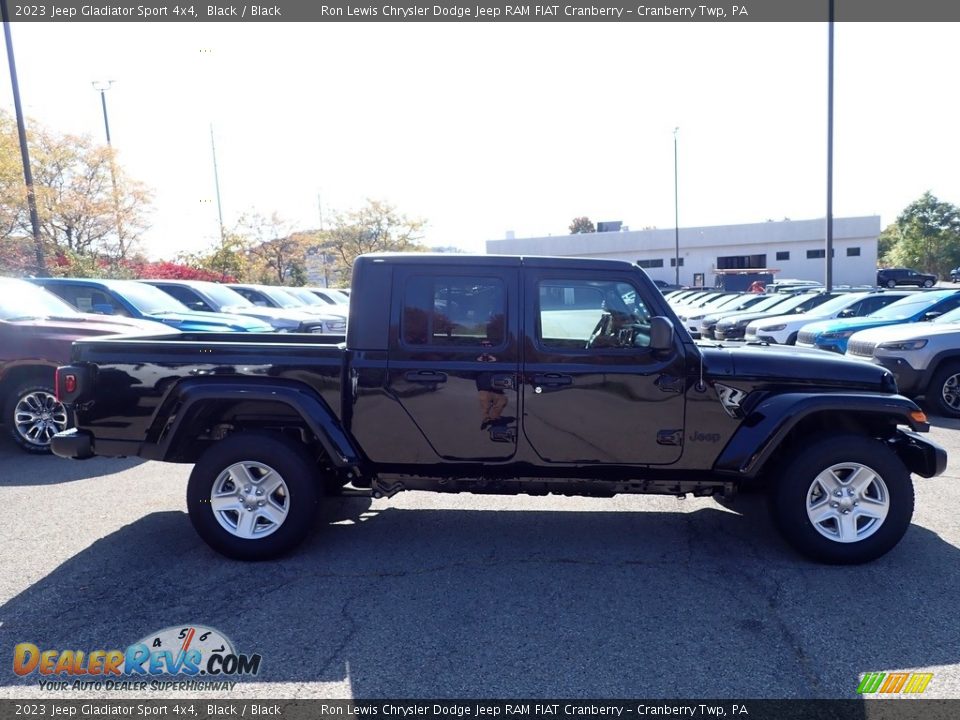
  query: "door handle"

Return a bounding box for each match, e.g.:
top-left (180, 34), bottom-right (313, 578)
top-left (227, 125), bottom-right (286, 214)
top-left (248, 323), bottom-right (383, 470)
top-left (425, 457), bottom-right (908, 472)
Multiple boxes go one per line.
top-left (490, 373), bottom-right (514, 390)
top-left (532, 373), bottom-right (573, 388)
top-left (404, 370), bottom-right (448, 384)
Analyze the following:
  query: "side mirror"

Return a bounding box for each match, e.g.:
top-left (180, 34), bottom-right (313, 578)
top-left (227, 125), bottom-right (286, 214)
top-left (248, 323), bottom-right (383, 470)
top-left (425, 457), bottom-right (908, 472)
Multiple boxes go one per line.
top-left (838, 308), bottom-right (856, 318)
top-left (923, 311), bottom-right (942, 321)
top-left (650, 316), bottom-right (675, 351)
top-left (91, 303), bottom-right (115, 315)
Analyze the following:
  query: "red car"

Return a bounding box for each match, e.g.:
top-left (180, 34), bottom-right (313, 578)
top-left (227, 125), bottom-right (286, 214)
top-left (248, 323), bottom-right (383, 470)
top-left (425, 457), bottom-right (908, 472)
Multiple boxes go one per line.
top-left (0, 278), bottom-right (174, 453)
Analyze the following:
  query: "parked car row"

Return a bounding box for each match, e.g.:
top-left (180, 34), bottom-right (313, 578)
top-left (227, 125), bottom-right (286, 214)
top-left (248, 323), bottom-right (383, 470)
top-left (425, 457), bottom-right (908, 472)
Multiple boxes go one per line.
top-left (666, 285), bottom-right (960, 418)
top-left (1, 276), bottom-right (350, 454)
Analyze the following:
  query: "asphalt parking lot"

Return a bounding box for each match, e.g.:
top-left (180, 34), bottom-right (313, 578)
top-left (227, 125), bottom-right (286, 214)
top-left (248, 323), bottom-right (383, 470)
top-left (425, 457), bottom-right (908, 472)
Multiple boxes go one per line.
top-left (2, 419), bottom-right (960, 701)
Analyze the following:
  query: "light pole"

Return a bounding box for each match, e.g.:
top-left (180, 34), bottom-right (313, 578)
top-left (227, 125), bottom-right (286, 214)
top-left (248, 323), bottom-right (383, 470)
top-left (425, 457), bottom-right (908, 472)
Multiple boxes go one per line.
top-left (91, 80), bottom-right (113, 144)
top-left (2, 10), bottom-right (45, 274)
top-left (92, 80), bottom-right (123, 258)
top-left (673, 127), bottom-right (680, 286)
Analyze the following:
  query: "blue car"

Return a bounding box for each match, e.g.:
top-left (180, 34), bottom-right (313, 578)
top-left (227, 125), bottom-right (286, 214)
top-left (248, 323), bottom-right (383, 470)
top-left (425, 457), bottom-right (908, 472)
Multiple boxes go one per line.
top-left (795, 289), bottom-right (960, 353)
top-left (28, 278), bottom-right (274, 333)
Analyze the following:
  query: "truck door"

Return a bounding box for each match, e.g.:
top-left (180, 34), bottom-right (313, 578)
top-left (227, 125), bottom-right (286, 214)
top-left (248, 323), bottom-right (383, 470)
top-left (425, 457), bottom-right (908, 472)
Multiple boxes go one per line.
top-left (522, 269), bottom-right (686, 465)
top-left (386, 267), bottom-right (520, 461)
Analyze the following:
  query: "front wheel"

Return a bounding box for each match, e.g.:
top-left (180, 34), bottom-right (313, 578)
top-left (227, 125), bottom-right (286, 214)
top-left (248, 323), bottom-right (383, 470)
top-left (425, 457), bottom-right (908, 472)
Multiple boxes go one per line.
top-left (187, 432), bottom-right (321, 560)
top-left (926, 363), bottom-right (960, 418)
top-left (770, 434), bottom-right (913, 564)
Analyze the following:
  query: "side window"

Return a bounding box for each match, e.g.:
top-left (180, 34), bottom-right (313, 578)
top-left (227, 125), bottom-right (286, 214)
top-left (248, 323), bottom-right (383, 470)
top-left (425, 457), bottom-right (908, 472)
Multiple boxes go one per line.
top-left (858, 296), bottom-right (892, 315)
top-left (538, 279), bottom-right (652, 350)
top-left (73, 287), bottom-right (130, 316)
top-left (402, 275), bottom-right (506, 347)
top-left (935, 295), bottom-right (960, 314)
top-left (234, 288), bottom-right (266, 306)
top-left (162, 286), bottom-right (212, 312)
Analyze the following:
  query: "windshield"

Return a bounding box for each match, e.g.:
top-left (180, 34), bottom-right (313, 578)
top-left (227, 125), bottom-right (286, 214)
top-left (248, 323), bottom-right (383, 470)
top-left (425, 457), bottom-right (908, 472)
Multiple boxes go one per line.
top-left (284, 287), bottom-right (324, 305)
top-left (0, 281), bottom-right (80, 320)
top-left (933, 307), bottom-right (960, 324)
top-left (260, 287), bottom-right (304, 308)
top-left (800, 292), bottom-right (869, 317)
top-left (200, 283), bottom-right (254, 308)
top-left (740, 293), bottom-right (798, 312)
top-left (866, 293), bottom-right (944, 321)
top-left (113, 281), bottom-right (190, 314)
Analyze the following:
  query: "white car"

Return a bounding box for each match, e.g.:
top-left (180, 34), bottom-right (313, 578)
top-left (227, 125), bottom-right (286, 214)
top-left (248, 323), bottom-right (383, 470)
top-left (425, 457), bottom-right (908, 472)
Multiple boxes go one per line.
top-left (745, 290), bottom-right (911, 345)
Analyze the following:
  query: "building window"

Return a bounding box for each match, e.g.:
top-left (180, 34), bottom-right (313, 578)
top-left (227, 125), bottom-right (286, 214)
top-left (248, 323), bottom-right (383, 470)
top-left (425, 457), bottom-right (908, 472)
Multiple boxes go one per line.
top-left (806, 249), bottom-right (835, 259)
top-left (717, 254), bottom-right (766, 270)
top-left (637, 259), bottom-right (664, 269)
top-left (776, 251), bottom-right (790, 261)
top-left (847, 247), bottom-right (861, 257)
top-left (670, 257), bottom-right (684, 267)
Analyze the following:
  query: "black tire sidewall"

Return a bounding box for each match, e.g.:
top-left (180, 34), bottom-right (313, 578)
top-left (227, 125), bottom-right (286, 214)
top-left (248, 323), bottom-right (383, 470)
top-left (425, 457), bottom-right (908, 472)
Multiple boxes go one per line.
top-left (927, 364), bottom-right (960, 418)
top-left (771, 435), bottom-right (913, 564)
top-left (886, 279), bottom-right (897, 288)
top-left (7, 383), bottom-right (72, 454)
top-left (187, 432), bottom-right (321, 560)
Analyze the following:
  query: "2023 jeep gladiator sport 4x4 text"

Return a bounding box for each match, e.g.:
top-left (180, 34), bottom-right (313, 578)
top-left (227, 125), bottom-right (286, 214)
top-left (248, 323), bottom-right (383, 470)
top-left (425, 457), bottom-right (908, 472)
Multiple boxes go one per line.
top-left (50, 255), bottom-right (946, 564)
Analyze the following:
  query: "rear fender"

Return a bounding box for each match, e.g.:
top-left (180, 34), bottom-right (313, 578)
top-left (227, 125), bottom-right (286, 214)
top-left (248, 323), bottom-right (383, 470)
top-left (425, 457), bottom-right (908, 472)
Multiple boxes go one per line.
top-left (148, 378), bottom-right (360, 467)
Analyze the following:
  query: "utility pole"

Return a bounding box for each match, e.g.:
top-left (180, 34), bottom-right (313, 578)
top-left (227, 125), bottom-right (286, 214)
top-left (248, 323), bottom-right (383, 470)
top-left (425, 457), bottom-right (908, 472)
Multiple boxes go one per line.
top-left (92, 80), bottom-right (124, 263)
top-left (210, 124), bottom-right (225, 243)
top-left (825, 0), bottom-right (835, 292)
top-left (673, 127), bottom-right (680, 287)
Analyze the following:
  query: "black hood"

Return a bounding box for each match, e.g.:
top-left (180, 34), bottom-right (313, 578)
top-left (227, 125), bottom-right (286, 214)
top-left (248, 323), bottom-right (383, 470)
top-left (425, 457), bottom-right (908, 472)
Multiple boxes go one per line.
top-left (699, 343), bottom-right (896, 392)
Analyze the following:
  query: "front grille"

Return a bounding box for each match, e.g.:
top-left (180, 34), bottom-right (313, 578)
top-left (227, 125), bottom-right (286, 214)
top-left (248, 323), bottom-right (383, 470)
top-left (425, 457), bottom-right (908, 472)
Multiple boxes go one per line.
top-left (847, 339), bottom-right (876, 358)
top-left (797, 330), bottom-right (817, 345)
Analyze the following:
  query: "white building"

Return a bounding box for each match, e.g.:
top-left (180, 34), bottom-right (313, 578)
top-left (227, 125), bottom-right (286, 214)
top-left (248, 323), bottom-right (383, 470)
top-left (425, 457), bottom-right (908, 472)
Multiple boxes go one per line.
top-left (486, 216), bottom-right (880, 288)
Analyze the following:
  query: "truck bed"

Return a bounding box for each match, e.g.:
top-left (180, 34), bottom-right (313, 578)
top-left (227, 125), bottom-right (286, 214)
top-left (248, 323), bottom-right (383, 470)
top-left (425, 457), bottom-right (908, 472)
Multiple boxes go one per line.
top-left (67, 332), bottom-right (347, 453)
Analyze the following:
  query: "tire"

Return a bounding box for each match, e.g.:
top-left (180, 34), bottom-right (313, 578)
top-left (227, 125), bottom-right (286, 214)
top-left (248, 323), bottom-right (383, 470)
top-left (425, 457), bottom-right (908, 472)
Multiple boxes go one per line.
top-left (886, 279), bottom-right (897, 288)
top-left (786, 331), bottom-right (798, 346)
top-left (770, 434), bottom-right (913, 564)
top-left (7, 383), bottom-right (72, 454)
top-left (187, 432), bottom-right (321, 560)
top-left (923, 279), bottom-right (934, 288)
top-left (926, 363), bottom-right (960, 418)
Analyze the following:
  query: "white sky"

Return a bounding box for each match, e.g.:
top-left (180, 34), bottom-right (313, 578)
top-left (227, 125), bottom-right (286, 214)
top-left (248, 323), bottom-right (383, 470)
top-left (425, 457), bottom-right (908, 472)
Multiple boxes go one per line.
top-left (5, 21), bottom-right (959, 259)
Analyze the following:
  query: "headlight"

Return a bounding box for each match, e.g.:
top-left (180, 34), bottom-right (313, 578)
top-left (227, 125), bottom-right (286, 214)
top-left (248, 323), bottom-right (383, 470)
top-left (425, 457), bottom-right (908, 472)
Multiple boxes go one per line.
top-left (687, 314), bottom-right (705, 321)
top-left (878, 339), bottom-right (928, 351)
top-left (276, 327), bottom-right (294, 333)
top-left (326, 320), bottom-right (347, 332)
top-left (759, 324), bottom-right (787, 332)
top-left (821, 330), bottom-right (856, 340)
top-left (735, 318), bottom-right (753, 328)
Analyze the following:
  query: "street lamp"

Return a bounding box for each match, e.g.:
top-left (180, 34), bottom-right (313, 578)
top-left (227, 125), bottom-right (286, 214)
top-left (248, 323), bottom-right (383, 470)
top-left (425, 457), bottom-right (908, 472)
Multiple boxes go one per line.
top-left (673, 127), bottom-right (680, 286)
top-left (92, 80), bottom-right (123, 256)
top-left (91, 80), bottom-right (114, 145)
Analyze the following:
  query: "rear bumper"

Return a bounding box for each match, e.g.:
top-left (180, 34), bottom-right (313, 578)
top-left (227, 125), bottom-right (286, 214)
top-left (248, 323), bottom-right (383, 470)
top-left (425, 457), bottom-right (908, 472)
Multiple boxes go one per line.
top-left (51, 428), bottom-right (95, 460)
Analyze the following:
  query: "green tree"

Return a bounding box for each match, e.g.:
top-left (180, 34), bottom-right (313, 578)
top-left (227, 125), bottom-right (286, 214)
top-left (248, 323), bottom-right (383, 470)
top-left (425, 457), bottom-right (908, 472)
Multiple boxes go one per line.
top-left (323, 199), bottom-right (426, 283)
top-left (881, 192), bottom-right (960, 278)
top-left (569, 216), bottom-right (595, 234)
top-left (0, 110), bottom-right (153, 274)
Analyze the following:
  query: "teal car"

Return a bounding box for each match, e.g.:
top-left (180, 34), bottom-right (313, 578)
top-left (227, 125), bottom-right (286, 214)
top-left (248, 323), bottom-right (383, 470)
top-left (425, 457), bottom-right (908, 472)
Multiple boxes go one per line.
top-left (795, 289), bottom-right (960, 353)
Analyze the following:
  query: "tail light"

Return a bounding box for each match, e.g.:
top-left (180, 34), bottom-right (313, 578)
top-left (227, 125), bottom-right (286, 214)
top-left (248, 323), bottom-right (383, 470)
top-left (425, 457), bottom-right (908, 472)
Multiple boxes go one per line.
top-left (55, 365), bottom-right (85, 403)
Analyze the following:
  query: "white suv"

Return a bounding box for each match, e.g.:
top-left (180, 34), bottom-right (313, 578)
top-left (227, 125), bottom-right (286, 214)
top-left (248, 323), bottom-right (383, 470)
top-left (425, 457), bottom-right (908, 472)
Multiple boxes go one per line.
top-left (745, 290), bottom-right (910, 345)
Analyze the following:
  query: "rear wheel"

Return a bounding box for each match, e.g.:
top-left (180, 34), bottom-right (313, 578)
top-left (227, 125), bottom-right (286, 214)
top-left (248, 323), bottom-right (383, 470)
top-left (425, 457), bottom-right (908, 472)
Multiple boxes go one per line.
top-left (187, 432), bottom-right (321, 560)
top-left (923, 279), bottom-right (934, 288)
top-left (886, 279), bottom-right (897, 288)
top-left (770, 434), bottom-right (913, 564)
top-left (926, 363), bottom-right (960, 418)
top-left (8, 383), bottom-right (71, 454)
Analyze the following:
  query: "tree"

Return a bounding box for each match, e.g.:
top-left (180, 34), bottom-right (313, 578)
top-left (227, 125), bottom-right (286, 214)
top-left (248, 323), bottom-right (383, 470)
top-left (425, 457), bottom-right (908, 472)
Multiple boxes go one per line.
top-left (0, 110), bottom-right (153, 274)
top-left (881, 192), bottom-right (960, 277)
top-left (322, 199), bottom-right (426, 283)
top-left (569, 216), bottom-right (595, 234)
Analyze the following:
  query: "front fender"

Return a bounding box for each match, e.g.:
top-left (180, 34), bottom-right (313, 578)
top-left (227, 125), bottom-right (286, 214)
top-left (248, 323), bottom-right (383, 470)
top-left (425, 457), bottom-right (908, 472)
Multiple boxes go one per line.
top-left (714, 392), bottom-right (928, 477)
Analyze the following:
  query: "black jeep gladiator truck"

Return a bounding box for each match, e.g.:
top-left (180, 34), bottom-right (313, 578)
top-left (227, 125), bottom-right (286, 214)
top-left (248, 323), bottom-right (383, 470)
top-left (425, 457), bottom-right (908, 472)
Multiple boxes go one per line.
top-left (51, 254), bottom-right (946, 564)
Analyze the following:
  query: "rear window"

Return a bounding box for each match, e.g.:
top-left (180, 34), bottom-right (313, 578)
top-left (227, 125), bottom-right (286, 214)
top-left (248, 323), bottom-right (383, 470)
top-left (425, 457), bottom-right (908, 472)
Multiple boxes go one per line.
top-left (402, 276), bottom-right (506, 347)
